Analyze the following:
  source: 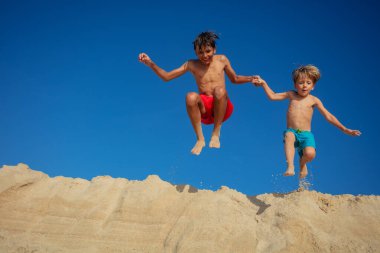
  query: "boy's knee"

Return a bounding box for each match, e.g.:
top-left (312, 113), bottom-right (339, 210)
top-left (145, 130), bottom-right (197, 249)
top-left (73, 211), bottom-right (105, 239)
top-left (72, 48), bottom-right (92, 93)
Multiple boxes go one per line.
top-left (302, 148), bottom-right (316, 160)
top-left (213, 86), bottom-right (227, 99)
top-left (186, 92), bottom-right (199, 106)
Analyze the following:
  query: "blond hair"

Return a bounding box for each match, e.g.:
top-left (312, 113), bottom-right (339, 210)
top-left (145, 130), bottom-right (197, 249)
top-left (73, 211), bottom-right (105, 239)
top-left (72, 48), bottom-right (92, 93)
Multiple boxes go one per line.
top-left (292, 65), bottom-right (321, 84)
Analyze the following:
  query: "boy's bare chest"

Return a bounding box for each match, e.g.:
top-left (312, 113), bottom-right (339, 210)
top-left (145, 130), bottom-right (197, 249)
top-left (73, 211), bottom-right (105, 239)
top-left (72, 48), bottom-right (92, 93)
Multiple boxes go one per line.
top-left (289, 99), bottom-right (314, 112)
top-left (192, 62), bottom-right (225, 81)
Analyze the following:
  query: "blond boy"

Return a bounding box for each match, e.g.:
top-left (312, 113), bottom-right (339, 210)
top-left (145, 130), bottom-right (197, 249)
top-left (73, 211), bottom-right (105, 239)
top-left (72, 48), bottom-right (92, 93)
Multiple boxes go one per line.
top-left (252, 65), bottom-right (361, 178)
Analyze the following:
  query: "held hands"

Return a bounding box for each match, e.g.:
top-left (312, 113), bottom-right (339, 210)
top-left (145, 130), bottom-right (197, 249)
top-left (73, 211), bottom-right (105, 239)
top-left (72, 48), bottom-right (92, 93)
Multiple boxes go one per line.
top-left (251, 75), bottom-right (266, 87)
top-left (138, 53), bottom-right (153, 66)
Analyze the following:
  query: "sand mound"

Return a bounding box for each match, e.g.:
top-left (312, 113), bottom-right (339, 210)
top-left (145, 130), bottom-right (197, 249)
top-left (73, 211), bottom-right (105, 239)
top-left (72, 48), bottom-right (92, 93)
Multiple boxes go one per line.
top-left (0, 163), bottom-right (379, 253)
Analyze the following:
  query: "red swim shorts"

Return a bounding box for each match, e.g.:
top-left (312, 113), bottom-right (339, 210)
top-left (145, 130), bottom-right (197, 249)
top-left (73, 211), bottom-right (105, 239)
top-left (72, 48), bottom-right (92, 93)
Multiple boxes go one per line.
top-left (200, 94), bottom-right (234, 125)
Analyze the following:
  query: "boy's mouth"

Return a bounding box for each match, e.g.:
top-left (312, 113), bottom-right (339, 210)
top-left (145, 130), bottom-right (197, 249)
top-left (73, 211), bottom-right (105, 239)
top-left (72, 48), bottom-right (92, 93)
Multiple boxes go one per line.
top-left (201, 59), bottom-right (211, 64)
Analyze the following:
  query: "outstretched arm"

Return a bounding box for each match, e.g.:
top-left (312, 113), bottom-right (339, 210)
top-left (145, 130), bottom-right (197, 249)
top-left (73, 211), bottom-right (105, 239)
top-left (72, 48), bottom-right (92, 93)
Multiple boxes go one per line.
top-left (138, 53), bottom-right (188, 82)
top-left (222, 56), bottom-right (253, 84)
top-left (314, 97), bottom-right (361, 136)
top-left (252, 76), bottom-right (289, 101)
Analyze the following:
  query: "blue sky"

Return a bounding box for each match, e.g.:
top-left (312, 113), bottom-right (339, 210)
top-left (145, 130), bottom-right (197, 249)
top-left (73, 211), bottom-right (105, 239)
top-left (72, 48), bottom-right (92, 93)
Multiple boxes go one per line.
top-left (1, 0), bottom-right (379, 196)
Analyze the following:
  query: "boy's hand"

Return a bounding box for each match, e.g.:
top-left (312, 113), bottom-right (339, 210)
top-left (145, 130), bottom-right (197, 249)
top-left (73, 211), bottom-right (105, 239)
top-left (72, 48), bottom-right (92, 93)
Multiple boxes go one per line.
top-left (252, 75), bottom-right (265, 87)
top-left (344, 128), bottom-right (362, 136)
top-left (138, 53), bottom-right (153, 66)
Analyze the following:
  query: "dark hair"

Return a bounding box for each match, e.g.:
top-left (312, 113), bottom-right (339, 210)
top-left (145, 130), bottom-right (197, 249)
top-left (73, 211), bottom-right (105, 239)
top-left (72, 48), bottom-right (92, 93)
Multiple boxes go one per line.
top-left (193, 31), bottom-right (219, 50)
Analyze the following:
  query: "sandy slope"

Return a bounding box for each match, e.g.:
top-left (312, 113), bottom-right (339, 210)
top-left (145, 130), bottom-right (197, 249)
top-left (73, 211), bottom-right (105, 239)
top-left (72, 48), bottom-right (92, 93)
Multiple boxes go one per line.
top-left (0, 163), bottom-right (379, 253)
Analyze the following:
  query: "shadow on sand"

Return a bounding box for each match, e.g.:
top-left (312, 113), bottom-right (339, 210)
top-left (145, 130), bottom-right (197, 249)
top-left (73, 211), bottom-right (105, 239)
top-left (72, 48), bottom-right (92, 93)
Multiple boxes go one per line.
top-left (175, 184), bottom-right (198, 193)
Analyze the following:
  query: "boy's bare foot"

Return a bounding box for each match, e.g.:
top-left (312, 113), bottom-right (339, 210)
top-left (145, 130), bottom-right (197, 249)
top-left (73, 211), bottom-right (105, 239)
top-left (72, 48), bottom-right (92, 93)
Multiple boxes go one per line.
top-left (299, 164), bottom-right (308, 179)
top-left (191, 140), bottom-right (206, 155)
top-left (283, 167), bottom-right (295, 176)
top-left (209, 135), bottom-right (220, 148)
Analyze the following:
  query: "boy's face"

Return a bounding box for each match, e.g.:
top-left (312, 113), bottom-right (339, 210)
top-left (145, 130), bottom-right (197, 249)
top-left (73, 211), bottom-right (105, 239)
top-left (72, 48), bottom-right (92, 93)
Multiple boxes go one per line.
top-left (294, 75), bottom-right (315, 97)
top-left (195, 45), bottom-right (216, 65)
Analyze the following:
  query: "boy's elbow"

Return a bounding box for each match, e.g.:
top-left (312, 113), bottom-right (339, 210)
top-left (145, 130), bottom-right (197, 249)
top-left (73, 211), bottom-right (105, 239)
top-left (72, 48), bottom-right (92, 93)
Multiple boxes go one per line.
top-left (327, 116), bottom-right (337, 124)
top-left (324, 113), bottom-right (334, 122)
top-left (160, 75), bottom-right (171, 82)
top-left (230, 76), bottom-right (239, 84)
top-left (325, 115), bottom-right (339, 126)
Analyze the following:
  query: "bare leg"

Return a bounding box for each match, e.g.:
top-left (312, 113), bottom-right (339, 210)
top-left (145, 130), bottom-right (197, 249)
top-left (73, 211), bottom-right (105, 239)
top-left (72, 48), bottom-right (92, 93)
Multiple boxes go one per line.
top-left (209, 86), bottom-right (227, 148)
top-left (209, 130), bottom-right (221, 148)
top-left (283, 132), bottom-right (296, 176)
top-left (186, 92), bottom-right (206, 155)
top-left (299, 147), bottom-right (316, 179)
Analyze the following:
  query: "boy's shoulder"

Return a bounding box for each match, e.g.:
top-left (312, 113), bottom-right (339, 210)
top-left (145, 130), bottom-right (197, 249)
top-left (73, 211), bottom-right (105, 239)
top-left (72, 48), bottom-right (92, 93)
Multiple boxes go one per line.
top-left (287, 90), bottom-right (298, 97)
top-left (187, 59), bottom-right (200, 68)
top-left (214, 54), bottom-right (228, 61)
top-left (310, 94), bottom-right (321, 103)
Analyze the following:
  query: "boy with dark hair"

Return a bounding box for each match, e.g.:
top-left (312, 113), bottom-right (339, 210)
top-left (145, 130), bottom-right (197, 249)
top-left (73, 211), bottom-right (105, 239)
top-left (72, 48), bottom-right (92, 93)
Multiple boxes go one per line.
top-left (139, 31), bottom-right (254, 155)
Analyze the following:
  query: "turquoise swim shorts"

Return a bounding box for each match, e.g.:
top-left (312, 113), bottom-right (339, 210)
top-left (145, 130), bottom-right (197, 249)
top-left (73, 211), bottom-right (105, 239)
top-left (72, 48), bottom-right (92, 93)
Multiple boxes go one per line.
top-left (283, 128), bottom-right (316, 157)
